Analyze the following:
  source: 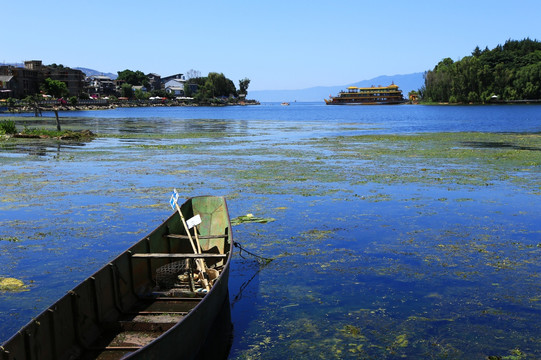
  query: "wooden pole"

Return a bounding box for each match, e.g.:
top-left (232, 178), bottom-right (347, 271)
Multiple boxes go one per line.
top-left (173, 202), bottom-right (197, 257)
top-left (173, 198), bottom-right (210, 291)
top-left (54, 108), bottom-right (61, 131)
top-left (193, 226), bottom-right (210, 290)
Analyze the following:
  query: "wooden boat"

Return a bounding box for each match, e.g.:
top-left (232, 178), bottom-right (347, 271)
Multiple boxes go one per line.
top-left (325, 83), bottom-right (405, 105)
top-left (1, 195), bottom-right (233, 360)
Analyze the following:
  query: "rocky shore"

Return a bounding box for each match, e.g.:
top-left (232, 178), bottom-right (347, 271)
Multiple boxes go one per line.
top-left (4, 99), bottom-right (260, 113)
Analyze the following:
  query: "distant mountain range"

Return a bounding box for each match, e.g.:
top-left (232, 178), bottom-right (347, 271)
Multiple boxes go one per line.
top-left (250, 73), bottom-right (425, 102)
top-left (74, 67), bottom-right (117, 79)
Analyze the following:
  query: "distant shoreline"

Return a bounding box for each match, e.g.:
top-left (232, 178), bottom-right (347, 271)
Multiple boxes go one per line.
top-left (1, 99), bottom-right (260, 113)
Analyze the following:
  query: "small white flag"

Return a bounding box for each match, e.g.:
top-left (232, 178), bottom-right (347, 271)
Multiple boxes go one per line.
top-left (186, 214), bottom-right (202, 229)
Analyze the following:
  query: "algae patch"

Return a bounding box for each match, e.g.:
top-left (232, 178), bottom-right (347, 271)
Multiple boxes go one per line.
top-left (231, 213), bottom-right (276, 225)
top-left (0, 277), bottom-right (27, 292)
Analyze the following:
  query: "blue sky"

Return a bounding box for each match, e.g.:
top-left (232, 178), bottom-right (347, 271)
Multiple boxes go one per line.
top-left (2, 0), bottom-right (540, 90)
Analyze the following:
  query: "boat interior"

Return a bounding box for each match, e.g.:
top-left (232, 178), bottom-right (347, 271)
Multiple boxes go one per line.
top-left (1, 196), bottom-right (231, 360)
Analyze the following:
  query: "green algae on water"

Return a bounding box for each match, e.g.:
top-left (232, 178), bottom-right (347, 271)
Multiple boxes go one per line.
top-left (0, 277), bottom-right (27, 292)
top-left (231, 213), bottom-right (276, 225)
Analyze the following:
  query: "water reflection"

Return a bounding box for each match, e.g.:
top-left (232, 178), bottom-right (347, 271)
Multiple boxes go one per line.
top-left (196, 294), bottom-right (233, 360)
top-left (66, 117), bottom-right (241, 136)
top-left (182, 119), bottom-right (231, 133)
top-left (227, 256), bottom-right (264, 359)
top-left (461, 140), bottom-right (541, 151)
top-left (0, 139), bottom-right (88, 157)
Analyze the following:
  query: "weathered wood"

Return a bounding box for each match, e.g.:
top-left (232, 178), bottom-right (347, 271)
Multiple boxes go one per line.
top-left (131, 253), bottom-right (227, 259)
top-left (166, 234), bottom-right (228, 240)
top-left (54, 109), bottom-right (61, 131)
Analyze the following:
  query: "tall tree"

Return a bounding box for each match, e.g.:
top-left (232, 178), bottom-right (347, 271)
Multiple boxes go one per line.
top-left (187, 72), bottom-right (239, 101)
top-left (204, 72), bottom-right (236, 97)
top-left (239, 78), bottom-right (250, 96)
top-left (117, 69), bottom-right (150, 88)
top-left (40, 78), bottom-right (69, 98)
top-left (185, 69), bottom-right (201, 80)
top-left (120, 83), bottom-right (134, 99)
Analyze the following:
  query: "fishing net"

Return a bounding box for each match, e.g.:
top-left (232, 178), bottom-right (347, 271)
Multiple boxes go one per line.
top-left (155, 260), bottom-right (189, 289)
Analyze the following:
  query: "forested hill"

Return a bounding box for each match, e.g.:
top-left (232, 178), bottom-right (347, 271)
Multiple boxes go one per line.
top-left (420, 38), bottom-right (541, 103)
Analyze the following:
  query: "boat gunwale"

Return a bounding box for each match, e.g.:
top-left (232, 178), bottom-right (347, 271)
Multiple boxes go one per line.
top-left (0, 195), bottom-right (233, 360)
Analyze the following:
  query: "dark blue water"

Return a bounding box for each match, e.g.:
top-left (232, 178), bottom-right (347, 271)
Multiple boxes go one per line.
top-left (7, 102), bottom-right (541, 134)
top-left (1, 103), bottom-right (540, 359)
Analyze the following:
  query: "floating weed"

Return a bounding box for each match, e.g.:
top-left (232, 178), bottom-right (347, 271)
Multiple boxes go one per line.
top-left (30, 232), bottom-right (50, 239)
top-left (0, 237), bottom-right (20, 242)
top-left (392, 334), bottom-right (409, 348)
top-left (0, 277), bottom-right (28, 292)
top-left (231, 214), bottom-right (276, 225)
top-left (310, 132), bottom-right (541, 190)
top-left (359, 192), bottom-right (392, 202)
top-left (488, 348), bottom-right (527, 360)
top-left (298, 229), bottom-right (334, 241)
top-left (407, 315), bottom-right (455, 322)
top-left (133, 144), bottom-right (193, 150)
top-left (340, 325), bottom-right (364, 339)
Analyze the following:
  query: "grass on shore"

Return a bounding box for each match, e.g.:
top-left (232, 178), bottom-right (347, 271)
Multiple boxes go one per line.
top-left (1, 118), bottom-right (95, 140)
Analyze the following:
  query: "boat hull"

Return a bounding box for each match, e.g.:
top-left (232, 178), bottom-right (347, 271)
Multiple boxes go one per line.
top-left (325, 83), bottom-right (405, 105)
top-left (1, 196), bottom-right (232, 360)
top-left (325, 100), bottom-right (405, 105)
top-left (126, 264), bottom-right (231, 359)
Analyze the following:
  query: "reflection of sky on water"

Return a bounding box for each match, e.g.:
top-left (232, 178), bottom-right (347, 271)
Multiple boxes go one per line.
top-left (1, 104), bottom-right (540, 358)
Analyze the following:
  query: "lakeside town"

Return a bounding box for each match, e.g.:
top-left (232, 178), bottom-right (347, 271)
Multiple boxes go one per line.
top-left (0, 60), bottom-right (257, 110)
top-left (3, 38), bottom-right (541, 111)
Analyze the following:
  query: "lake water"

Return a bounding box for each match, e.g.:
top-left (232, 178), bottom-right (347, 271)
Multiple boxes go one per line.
top-left (1, 103), bottom-right (540, 359)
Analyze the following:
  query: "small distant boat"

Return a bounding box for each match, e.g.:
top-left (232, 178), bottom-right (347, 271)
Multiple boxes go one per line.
top-left (281, 102), bottom-right (290, 106)
top-left (325, 83), bottom-right (405, 105)
top-left (1, 195), bottom-right (233, 360)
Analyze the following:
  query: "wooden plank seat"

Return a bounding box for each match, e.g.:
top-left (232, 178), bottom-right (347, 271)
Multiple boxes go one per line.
top-left (165, 234), bottom-right (228, 240)
top-left (131, 253), bottom-right (227, 259)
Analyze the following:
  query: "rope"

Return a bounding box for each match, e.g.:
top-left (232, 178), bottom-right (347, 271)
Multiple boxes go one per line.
top-left (231, 266), bottom-right (260, 306)
top-left (231, 241), bottom-right (274, 307)
top-left (234, 242), bottom-right (274, 265)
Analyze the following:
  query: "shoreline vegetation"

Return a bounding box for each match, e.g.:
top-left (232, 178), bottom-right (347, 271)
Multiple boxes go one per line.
top-left (1, 118), bottom-right (96, 140)
top-left (1, 98), bottom-right (260, 114)
top-left (419, 99), bottom-right (541, 105)
top-left (419, 38), bottom-right (541, 104)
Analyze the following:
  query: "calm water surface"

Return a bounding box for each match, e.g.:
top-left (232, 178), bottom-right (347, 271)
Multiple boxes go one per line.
top-left (1, 103), bottom-right (540, 359)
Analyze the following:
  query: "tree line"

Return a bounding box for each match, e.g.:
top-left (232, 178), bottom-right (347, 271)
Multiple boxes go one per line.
top-left (420, 38), bottom-right (541, 103)
top-left (38, 68), bottom-right (250, 104)
top-left (115, 69), bottom-right (250, 103)
top-left (182, 71), bottom-right (250, 102)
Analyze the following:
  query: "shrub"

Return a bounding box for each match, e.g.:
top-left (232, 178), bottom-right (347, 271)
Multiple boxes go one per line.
top-left (0, 120), bottom-right (17, 134)
top-left (467, 91), bottom-right (480, 103)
